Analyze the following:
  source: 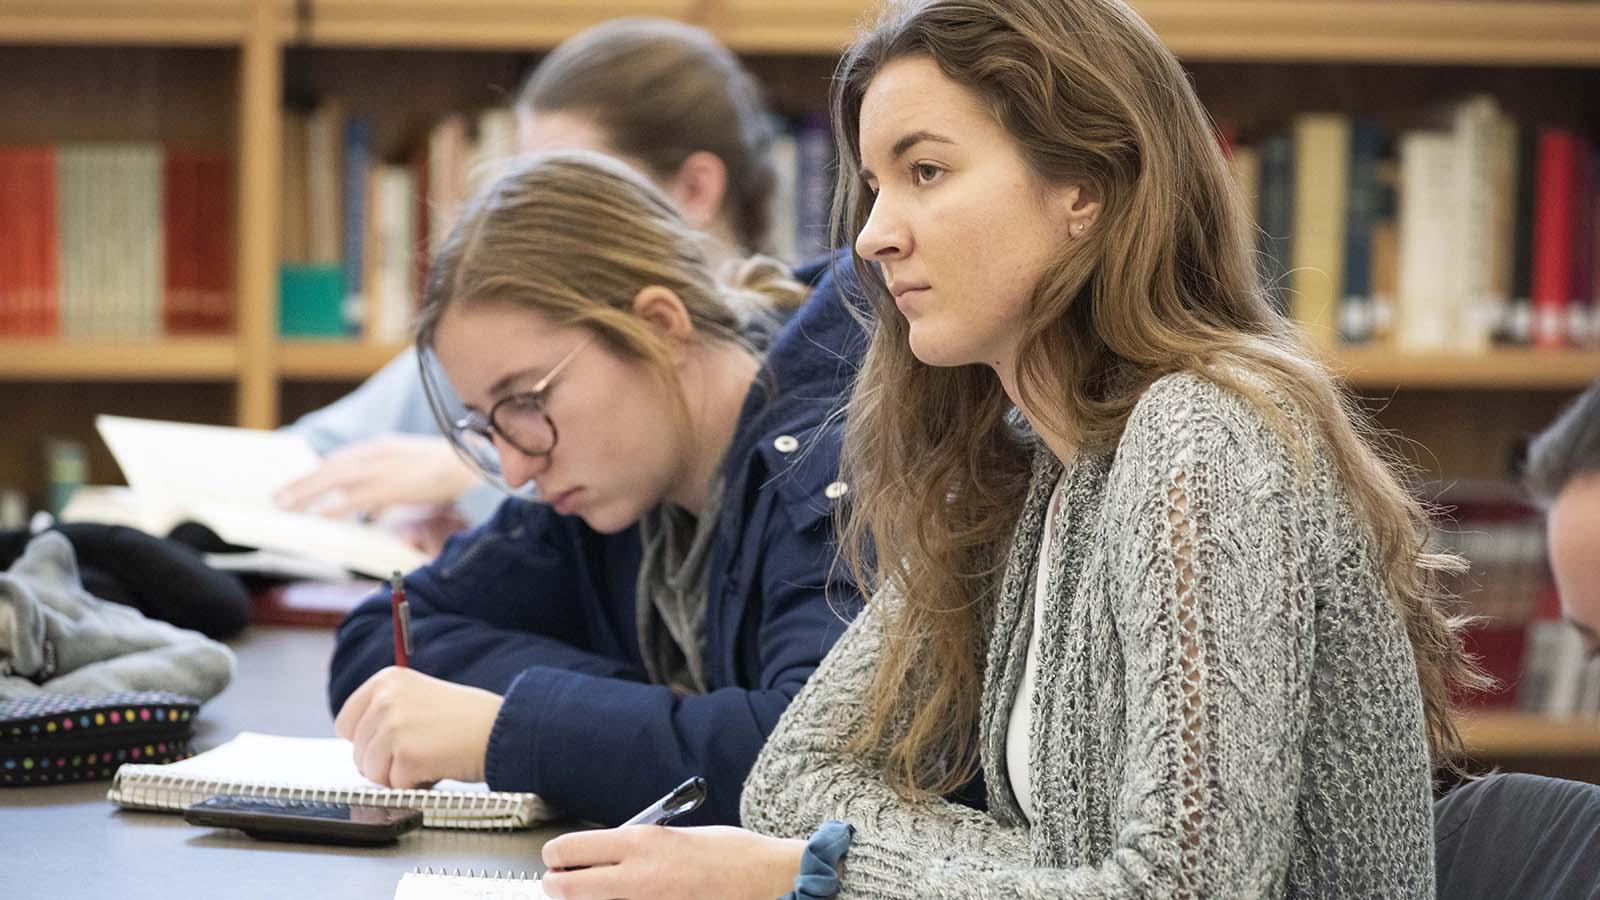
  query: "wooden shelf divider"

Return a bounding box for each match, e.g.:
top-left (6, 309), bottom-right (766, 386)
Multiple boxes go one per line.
top-left (285, 0), bottom-right (1600, 62)
top-left (277, 340), bottom-right (409, 380)
top-left (0, 0), bottom-right (251, 46)
top-left (1460, 710), bottom-right (1600, 759)
top-left (1331, 347), bottom-right (1600, 391)
top-left (0, 338), bottom-right (239, 380)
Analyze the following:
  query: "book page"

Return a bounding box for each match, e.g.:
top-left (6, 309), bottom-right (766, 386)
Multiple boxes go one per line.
top-left (97, 414), bottom-right (322, 505)
top-left (94, 415), bottom-right (428, 578)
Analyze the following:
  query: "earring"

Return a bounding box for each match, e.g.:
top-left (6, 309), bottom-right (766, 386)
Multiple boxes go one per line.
top-left (1071, 222), bottom-right (1086, 238)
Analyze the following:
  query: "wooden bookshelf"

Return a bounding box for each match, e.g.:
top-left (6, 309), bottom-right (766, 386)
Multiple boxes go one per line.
top-left (0, 338), bottom-right (238, 380)
top-left (1460, 710), bottom-right (1600, 758)
top-left (0, 0), bottom-right (251, 46)
top-left (278, 340), bottom-right (408, 379)
top-left (0, 0), bottom-right (1597, 772)
top-left (1140, 1), bottom-right (1600, 67)
top-left (284, 1), bottom-right (1600, 62)
top-left (1332, 347), bottom-right (1600, 391)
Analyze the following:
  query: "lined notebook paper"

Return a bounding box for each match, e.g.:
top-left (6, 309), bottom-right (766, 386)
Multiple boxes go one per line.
top-left (394, 870), bottom-right (545, 900)
top-left (107, 732), bottom-right (555, 829)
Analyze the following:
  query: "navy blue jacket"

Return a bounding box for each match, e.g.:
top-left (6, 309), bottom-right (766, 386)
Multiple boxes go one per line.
top-left (327, 253), bottom-right (866, 827)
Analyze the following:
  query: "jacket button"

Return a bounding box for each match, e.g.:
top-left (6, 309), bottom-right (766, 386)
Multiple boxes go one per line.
top-left (773, 435), bottom-right (799, 453)
top-left (824, 481), bottom-right (849, 499)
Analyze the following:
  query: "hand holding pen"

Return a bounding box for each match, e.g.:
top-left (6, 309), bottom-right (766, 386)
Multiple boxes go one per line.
top-left (540, 778), bottom-right (809, 900)
top-left (622, 776), bottom-right (707, 826)
top-left (542, 777), bottom-right (708, 878)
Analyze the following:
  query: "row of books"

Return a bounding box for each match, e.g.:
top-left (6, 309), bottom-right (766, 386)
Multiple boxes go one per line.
top-left (0, 144), bottom-right (232, 338)
top-left (1439, 483), bottom-right (1598, 720)
top-left (1227, 95), bottom-right (1597, 352)
top-left (278, 99), bottom-right (835, 341)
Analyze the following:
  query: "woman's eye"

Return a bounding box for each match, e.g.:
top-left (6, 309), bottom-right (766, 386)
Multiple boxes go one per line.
top-left (912, 163), bottom-right (943, 185)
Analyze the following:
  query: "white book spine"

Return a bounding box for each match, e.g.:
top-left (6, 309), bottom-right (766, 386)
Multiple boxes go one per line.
top-left (1452, 95), bottom-right (1500, 351)
top-left (1396, 131), bottom-right (1459, 352)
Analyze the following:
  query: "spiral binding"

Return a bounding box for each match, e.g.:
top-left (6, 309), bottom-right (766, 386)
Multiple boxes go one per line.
top-left (413, 867), bottom-right (539, 880)
top-left (395, 867), bottom-right (544, 899)
top-left (106, 767), bottom-right (548, 830)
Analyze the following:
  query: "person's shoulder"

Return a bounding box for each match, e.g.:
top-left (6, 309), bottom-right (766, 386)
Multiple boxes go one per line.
top-left (1120, 367), bottom-right (1305, 471)
top-left (742, 415), bottom-right (848, 535)
top-left (766, 248), bottom-right (870, 384)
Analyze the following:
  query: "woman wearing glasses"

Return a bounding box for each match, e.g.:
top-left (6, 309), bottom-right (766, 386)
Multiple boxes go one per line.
top-left (276, 18), bottom-right (805, 551)
top-left (325, 150), bottom-right (865, 827)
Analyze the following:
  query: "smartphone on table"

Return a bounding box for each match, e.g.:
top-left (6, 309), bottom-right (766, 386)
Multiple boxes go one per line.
top-left (184, 794), bottom-right (424, 846)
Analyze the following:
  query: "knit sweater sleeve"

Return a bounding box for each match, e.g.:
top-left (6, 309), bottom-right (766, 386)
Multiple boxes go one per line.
top-left (740, 592), bottom-right (1030, 895)
top-left (747, 375), bottom-right (1323, 898)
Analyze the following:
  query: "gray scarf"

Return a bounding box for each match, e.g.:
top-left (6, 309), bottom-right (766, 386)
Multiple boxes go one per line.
top-left (633, 478), bottom-right (723, 694)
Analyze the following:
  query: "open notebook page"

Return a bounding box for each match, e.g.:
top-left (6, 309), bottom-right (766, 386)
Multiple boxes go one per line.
top-left (394, 872), bottom-right (546, 900)
top-left (152, 731), bottom-right (489, 793)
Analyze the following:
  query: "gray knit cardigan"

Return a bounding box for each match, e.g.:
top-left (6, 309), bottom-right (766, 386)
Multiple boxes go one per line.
top-left (742, 372), bottom-right (1435, 898)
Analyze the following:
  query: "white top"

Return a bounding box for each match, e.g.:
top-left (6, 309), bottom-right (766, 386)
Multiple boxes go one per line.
top-left (1005, 473), bottom-right (1067, 824)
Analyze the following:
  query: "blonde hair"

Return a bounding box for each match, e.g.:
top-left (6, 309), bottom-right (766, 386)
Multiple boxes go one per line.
top-left (833, 0), bottom-right (1484, 800)
top-left (416, 151), bottom-right (807, 449)
top-left (517, 17), bottom-right (778, 254)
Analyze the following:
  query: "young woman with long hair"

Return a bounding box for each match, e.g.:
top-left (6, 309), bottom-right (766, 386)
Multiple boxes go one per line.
top-left (537, 1), bottom-right (1479, 895)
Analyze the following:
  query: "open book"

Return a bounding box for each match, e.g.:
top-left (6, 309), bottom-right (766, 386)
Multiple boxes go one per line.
top-left (108, 731), bottom-right (556, 830)
top-left (81, 415), bottom-right (428, 580)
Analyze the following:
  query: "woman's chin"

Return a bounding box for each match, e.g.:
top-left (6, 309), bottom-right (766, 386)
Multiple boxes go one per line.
top-left (906, 323), bottom-right (972, 368)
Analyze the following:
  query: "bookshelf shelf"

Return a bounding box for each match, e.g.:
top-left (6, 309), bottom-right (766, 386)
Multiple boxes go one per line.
top-left (1140, 1), bottom-right (1600, 67)
top-left (0, 1), bottom-right (251, 46)
top-left (285, 1), bottom-right (1600, 62)
top-left (0, 338), bottom-right (238, 380)
top-left (1330, 348), bottom-right (1600, 391)
top-left (1460, 710), bottom-right (1600, 758)
top-left (277, 340), bottom-right (409, 380)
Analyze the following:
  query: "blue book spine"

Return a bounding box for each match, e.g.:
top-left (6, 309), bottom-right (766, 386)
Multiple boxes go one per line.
top-left (1340, 121), bottom-right (1384, 344)
top-left (341, 117), bottom-right (371, 335)
top-left (1258, 133), bottom-right (1295, 317)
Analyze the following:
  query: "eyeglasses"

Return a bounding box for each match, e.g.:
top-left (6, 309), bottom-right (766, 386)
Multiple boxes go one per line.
top-left (450, 338), bottom-right (591, 478)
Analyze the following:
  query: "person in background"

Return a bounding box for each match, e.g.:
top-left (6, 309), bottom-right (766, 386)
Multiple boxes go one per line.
top-left (1524, 380), bottom-right (1600, 656)
top-left (327, 147), bottom-right (864, 827)
top-left (277, 18), bottom-right (798, 556)
top-left (533, 0), bottom-right (1482, 897)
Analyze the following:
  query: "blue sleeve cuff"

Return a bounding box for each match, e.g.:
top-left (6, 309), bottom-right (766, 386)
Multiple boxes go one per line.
top-left (781, 820), bottom-right (855, 900)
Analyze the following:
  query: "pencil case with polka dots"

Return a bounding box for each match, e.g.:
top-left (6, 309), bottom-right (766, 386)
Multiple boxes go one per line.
top-left (0, 691), bottom-right (198, 786)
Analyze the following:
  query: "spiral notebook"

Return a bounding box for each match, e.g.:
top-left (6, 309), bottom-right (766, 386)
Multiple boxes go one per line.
top-left (394, 869), bottom-right (545, 899)
top-left (107, 731), bottom-right (556, 830)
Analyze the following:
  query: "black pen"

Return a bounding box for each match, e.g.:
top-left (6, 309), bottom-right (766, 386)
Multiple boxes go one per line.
top-left (621, 776), bottom-right (707, 826)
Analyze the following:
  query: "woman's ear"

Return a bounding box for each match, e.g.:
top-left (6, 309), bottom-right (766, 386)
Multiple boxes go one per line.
top-left (1059, 182), bottom-right (1102, 239)
top-left (662, 151), bottom-right (729, 231)
top-left (631, 285), bottom-right (696, 347)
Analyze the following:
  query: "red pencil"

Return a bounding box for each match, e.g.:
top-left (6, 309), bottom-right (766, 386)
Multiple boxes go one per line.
top-left (389, 570), bottom-right (412, 668)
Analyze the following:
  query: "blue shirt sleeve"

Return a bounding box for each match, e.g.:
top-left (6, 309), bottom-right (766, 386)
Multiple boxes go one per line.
top-left (284, 349), bottom-right (439, 454)
top-left (482, 491), bottom-right (857, 827)
top-left (326, 500), bottom-right (646, 713)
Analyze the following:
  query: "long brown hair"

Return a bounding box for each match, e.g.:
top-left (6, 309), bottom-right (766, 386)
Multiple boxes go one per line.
top-left (517, 17), bottom-right (778, 254)
top-left (833, 0), bottom-right (1483, 800)
top-left (414, 151), bottom-right (806, 469)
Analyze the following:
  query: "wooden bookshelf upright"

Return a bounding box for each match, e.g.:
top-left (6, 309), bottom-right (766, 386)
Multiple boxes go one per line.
top-left (0, 0), bottom-right (1598, 769)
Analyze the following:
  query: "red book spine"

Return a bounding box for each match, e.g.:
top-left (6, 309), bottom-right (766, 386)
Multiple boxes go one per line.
top-left (30, 148), bottom-right (58, 334)
top-left (200, 150), bottom-right (234, 333)
top-left (0, 148), bottom-right (17, 335)
top-left (32, 148), bottom-right (58, 336)
top-left (1531, 129), bottom-right (1578, 349)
